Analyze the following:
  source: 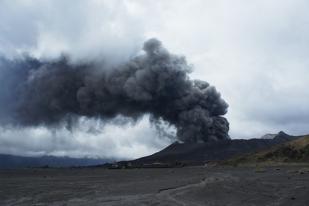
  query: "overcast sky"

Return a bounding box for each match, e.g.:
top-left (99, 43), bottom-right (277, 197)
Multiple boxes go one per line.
top-left (0, 0), bottom-right (308, 159)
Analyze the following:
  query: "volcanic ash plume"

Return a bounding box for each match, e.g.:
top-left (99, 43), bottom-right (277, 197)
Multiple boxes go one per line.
top-left (0, 39), bottom-right (229, 143)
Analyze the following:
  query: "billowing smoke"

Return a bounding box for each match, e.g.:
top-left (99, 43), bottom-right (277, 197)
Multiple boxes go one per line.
top-left (0, 39), bottom-right (229, 143)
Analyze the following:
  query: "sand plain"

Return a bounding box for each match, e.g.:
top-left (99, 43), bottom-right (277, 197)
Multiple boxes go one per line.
top-left (0, 165), bottom-right (308, 206)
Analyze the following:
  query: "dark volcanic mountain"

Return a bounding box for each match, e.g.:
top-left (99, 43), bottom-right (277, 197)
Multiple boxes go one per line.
top-left (130, 131), bottom-right (301, 166)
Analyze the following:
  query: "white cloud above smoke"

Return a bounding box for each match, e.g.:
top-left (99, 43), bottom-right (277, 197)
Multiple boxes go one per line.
top-left (0, 0), bottom-right (144, 64)
top-left (0, 0), bottom-right (309, 158)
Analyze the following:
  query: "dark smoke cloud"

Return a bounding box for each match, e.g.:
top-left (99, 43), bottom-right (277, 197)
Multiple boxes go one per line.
top-left (0, 39), bottom-right (229, 143)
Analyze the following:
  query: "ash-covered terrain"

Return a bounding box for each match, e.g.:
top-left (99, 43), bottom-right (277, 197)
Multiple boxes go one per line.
top-left (1, 165), bottom-right (308, 206)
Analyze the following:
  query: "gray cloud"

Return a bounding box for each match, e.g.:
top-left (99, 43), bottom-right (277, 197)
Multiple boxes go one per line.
top-left (0, 38), bottom-right (229, 144)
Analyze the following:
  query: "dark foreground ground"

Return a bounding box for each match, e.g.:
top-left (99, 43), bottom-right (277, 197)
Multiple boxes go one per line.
top-left (0, 165), bottom-right (308, 206)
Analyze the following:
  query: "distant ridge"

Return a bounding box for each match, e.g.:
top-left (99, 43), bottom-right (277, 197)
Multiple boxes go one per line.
top-left (128, 131), bottom-right (301, 166)
top-left (260, 131), bottom-right (297, 139)
top-left (260, 134), bottom-right (277, 139)
top-left (225, 135), bottom-right (309, 164)
top-left (0, 154), bottom-right (110, 169)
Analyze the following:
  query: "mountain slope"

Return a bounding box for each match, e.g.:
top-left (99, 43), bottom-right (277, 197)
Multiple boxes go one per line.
top-left (226, 135), bottom-right (309, 164)
top-left (130, 132), bottom-right (301, 166)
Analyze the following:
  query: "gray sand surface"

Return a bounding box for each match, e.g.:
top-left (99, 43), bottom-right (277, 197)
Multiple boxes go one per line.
top-left (0, 166), bottom-right (308, 205)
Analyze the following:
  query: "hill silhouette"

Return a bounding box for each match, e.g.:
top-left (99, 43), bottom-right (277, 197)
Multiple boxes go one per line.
top-left (226, 134), bottom-right (309, 165)
top-left (128, 131), bottom-right (301, 166)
